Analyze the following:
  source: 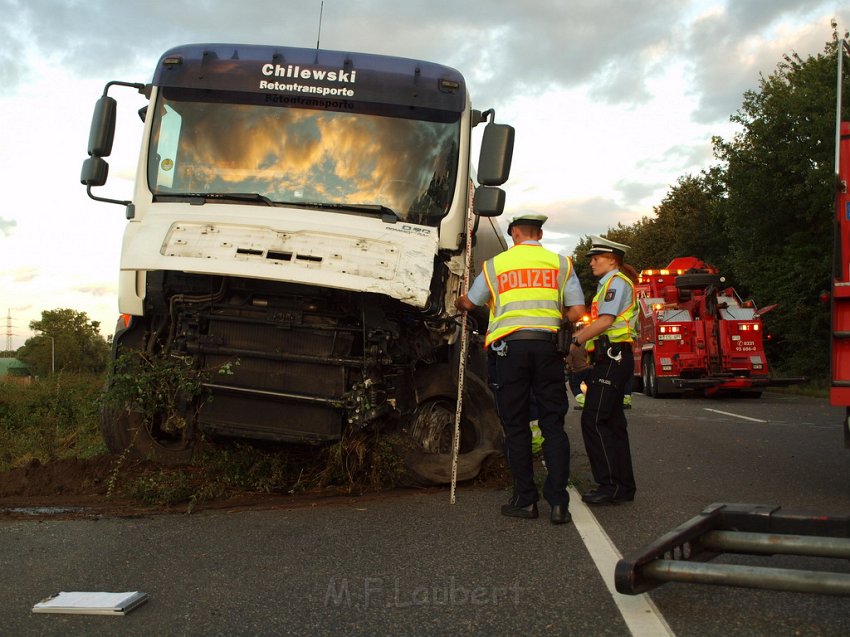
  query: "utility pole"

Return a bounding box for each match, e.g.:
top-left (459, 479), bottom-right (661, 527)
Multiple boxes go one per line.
top-left (5, 309), bottom-right (11, 356)
top-left (836, 34), bottom-right (846, 180)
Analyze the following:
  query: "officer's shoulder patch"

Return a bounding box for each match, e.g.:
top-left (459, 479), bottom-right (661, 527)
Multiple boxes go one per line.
top-left (604, 289), bottom-right (617, 302)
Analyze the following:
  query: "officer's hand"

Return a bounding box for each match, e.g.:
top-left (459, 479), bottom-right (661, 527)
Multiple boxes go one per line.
top-left (455, 295), bottom-right (476, 312)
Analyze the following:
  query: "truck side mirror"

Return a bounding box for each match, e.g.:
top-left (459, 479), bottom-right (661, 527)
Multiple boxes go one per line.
top-left (473, 185), bottom-right (505, 217)
top-left (477, 119), bottom-right (515, 186)
top-left (80, 156), bottom-right (109, 187)
top-left (87, 95), bottom-right (117, 157)
top-left (81, 81), bottom-right (146, 216)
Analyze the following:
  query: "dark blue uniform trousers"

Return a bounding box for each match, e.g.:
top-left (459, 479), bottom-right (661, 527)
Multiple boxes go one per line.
top-left (488, 339), bottom-right (570, 508)
top-left (580, 345), bottom-right (636, 499)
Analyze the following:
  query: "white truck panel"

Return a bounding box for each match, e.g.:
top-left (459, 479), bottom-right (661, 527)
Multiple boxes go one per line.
top-left (119, 212), bottom-right (439, 310)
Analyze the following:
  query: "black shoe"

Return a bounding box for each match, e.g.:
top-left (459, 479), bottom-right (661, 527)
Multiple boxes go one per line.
top-left (581, 490), bottom-right (615, 505)
top-left (582, 490), bottom-right (635, 505)
top-left (501, 502), bottom-right (539, 519)
top-left (550, 504), bottom-right (571, 525)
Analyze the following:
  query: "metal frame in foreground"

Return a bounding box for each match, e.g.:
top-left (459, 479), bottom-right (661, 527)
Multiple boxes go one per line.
top-left (615, 503), bottom-right (850, 596)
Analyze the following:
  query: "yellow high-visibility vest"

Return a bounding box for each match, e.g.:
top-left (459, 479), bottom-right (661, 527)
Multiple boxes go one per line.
top-left (482, 245), bottom-right (572, 347)
top-left (586, 271), bottom-right (636, 352)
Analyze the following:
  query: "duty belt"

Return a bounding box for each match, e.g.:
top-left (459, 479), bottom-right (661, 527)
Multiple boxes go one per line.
top-left (502, 331), bottom-right (557, 343)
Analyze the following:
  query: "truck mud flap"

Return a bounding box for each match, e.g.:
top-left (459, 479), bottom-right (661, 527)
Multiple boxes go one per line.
top-left (615, 503), bottom-right (850, 597)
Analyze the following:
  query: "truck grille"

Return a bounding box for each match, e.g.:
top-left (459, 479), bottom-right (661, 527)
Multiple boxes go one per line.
top-left (196, 316), bottom-right (356, 442)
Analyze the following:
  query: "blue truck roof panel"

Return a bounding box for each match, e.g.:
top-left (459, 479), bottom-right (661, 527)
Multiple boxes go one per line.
top-left (153, 43), bottom-right (466, 112)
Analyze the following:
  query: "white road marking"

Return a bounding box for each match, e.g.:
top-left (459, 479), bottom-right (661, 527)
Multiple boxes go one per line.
top-left (703, 408), bottom-right (767, 423)
top-left (568, 486), bottom-right (675, 637)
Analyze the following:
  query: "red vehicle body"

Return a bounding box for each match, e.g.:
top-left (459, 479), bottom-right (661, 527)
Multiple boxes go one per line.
top-left (830, 121), bottom-right (850, 447)
top-left (632, 257), bottom-right (778, 397)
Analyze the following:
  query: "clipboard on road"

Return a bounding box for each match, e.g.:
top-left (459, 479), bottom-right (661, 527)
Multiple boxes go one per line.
top-left (32, 591), bottom-right (149, 615)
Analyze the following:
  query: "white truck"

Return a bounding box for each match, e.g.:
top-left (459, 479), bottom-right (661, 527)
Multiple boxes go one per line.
top-left (81, 43), bottom-right (514, 484)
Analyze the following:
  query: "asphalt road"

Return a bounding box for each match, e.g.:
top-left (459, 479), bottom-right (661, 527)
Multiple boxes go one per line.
top-left (2, 390), bottom-right (849, 636)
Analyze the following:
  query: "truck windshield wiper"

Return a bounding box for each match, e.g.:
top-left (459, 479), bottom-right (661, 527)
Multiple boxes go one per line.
top-left (153, 192), bottom-right (278, 206)
top-left (283, 201), bottom-right (400, 223)
top-left (153, 194), bottom-right (400, 222)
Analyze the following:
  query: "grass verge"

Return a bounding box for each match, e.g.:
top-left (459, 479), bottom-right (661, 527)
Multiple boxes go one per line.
top-left (0, 373), bottom-right (106, 472)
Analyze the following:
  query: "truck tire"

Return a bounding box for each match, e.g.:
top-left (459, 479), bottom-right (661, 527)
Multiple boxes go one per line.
top-left (642, 353), bottom-right (659, 398)
top-left (100, 405), bottom-right (199, 465)
top-left (401, 364), bottom-right (503, 486)
top-left (675, 273), bottom-right (722, 290)
top-left (100, 318), bottom-right (200, 465)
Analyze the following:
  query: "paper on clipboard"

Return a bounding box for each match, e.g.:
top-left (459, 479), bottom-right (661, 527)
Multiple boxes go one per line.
top-left (32, 591), bottom-right (149, 615)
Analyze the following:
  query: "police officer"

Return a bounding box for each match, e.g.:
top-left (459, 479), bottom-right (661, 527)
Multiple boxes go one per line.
top-left (456, 214), bottom-right (585, 524)
top-left (571, 235), bottom-right (638, 505)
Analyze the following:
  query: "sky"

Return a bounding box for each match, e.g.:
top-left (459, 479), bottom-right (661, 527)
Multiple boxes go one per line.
top-left (0, 0), bottom-right (848, 350)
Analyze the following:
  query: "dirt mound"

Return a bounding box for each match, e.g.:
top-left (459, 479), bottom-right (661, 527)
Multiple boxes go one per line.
top-left (1, 455), bottom-right (192, 498)
top-left (0, 456), bottom-right (119, 498)
top-left (0, 455), bottom-right (173, 516)
top-left (0, 453), bottom-right (510, 519)
top-left (0, 455), bottom-right (394, 518)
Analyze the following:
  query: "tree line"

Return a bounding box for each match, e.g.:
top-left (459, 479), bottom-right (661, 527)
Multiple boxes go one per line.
top-left (570, 30), bottom-right (848, 381)
top-left (12, 308), bottom-right (111, 377)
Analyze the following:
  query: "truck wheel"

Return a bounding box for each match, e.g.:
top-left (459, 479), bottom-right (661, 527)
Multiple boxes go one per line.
top-left (401, 364), bottom-right (503, 486)
top-left (100, 405), bottom-right (199, 465)
top-left (101, 320), bottom-right (201, 465)
top-left (642, 354), bottom-right (659, 398)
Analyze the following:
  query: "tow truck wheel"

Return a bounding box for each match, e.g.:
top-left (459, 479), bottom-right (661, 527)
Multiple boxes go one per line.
top-left (642, 353), bottom-right (658, 398)
top-left (401, 364), bottom-right (503, 486)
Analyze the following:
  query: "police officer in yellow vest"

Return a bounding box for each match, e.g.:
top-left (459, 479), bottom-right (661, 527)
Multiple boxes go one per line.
top-left (456, 214), bottom-right (585, 524)
top-left (570, 235), bottom-right (638, 505)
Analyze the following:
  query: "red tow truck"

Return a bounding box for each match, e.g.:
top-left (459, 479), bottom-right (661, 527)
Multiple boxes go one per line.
top-left (830, 119), bottom-right (850, 447)
top-left (632, 257), bottom-right (787, 397)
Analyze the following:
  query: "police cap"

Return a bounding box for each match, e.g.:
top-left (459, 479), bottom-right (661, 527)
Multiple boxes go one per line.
top-left (506, 213), bottom-right (547, 234)
top-left (586, 235), bottom-right (630, 258)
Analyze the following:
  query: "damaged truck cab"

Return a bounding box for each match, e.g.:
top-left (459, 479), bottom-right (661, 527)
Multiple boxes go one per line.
top-left (81, 43), bottom-right (514, 484)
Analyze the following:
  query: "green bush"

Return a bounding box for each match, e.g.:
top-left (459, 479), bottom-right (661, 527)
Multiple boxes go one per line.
top-left (0, 373), bottom-right (107, 471)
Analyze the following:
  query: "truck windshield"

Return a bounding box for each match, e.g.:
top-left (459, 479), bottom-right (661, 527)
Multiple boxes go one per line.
top-left (147, 88), bottom-right (461, 226)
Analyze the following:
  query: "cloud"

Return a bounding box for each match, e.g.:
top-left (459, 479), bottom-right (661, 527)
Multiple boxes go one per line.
top-left (512, 196), bottom-right (642, 255)
top-left (0, 44), bottom-right (22, 91)
top-left (635, 142), bottom-right (717, 175)
top-left (683, 2), bottom-right (848, 123)
top-left (74, 284), bottom-right (117, 297)
top-left (614, 180), bottom-right (667, 206)
top-left (6, 0), bottom-right (843, 127)
top-left (0, 0), bottom-right (684, 111)
top-left (0, 217), bottom-right (16, 236)
top-left (11, 267), bottom-right (39, 283)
